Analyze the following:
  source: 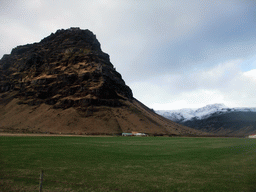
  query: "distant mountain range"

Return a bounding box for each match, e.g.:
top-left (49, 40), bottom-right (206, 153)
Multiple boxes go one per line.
top-left (156, 104), bottom-right (256, 136)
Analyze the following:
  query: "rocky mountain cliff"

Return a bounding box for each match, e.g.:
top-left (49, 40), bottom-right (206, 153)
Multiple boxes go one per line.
top-left (157, 104), bottom-right (256, 136)
top-left (0, 28), bottom-right (202, 136)
top-left (0, 28), bottom-right (132, 108)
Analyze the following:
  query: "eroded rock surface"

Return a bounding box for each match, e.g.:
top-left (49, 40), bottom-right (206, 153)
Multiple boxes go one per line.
top-left (0, 28), bottom-right (132, 109)
top-left (0, 28), bottom-right (203, 136)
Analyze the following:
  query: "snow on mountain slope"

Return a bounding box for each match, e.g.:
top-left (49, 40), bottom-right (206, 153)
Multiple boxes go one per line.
top-left (156, 104), bottom-right (256, 122)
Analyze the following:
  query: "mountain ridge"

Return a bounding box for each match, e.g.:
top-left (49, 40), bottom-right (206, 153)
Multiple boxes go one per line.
top-left (156, 104), bottom-right (256, 122)
top-left (156, 104), bottom-right (256, 136)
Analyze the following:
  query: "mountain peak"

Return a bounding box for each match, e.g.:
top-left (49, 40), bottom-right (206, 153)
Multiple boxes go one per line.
top-left (10, 28), bottom-right (105, 59)
top-left (0, 28), bottom-right (133, 109)
top-left (0, 28), bottom-right (201, 136)
top-left (195, 103), bottom-right (227, 113)
top-left (39, 27), bottom-right (102, 52)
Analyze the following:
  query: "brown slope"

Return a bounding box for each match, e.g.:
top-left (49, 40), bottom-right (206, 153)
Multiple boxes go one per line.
top-left (0, 28), bottom-right (202, 136)
top-left (0, 93), bottom-right (201, 135)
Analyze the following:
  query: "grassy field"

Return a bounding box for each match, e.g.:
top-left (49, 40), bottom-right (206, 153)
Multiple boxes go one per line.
top-left (0, 136), bottom-right (256, 191)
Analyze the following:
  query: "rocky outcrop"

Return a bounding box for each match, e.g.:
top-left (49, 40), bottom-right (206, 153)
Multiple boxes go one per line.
top-left (0, 28), bottom-right (132, 109)
top-left (0, 28), bottom-right (202, 136)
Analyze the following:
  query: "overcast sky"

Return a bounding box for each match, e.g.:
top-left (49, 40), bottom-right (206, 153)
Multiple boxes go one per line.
top-left (1, 0), bottom-right (256, 110)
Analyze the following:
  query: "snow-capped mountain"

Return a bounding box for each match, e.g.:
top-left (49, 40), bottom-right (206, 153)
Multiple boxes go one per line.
top-left (156, 104), bottom-right (256, 123)
top-left (156, 104), bottom-right (256, 136)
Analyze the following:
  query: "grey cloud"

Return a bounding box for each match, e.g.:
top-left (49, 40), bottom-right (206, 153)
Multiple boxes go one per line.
top-left (1, 0), bottom-right (256, 109)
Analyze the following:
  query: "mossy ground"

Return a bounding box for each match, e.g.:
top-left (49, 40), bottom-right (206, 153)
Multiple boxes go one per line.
top-left (1, 136), bottom-right (255, 191)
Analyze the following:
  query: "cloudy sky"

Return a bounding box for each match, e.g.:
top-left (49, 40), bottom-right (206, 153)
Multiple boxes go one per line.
top-left (1, 0), bottom-right (256, 110)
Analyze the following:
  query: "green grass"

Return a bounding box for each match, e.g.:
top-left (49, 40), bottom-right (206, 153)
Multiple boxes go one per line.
top-left (0, 136), bottom-right (256, 191)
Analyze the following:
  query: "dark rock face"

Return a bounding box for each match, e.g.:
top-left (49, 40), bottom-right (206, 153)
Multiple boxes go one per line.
top-left (0, 27), bottom-right (133, 109)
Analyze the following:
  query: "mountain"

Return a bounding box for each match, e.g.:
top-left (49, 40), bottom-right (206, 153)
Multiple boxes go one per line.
top-left (0, 28), bottom-right (202, 136)
top-left (156, 104), bottom-right (256, 136)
